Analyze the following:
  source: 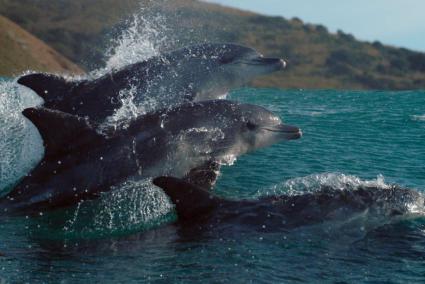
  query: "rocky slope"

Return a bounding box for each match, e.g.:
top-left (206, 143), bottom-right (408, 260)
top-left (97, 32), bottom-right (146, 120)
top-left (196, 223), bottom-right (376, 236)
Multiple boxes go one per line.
top-left (0, 15), bottom-right (83, 76)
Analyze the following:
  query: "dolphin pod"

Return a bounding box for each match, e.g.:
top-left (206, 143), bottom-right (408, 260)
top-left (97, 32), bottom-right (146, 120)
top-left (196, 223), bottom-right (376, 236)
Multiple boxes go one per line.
top-left (17, 43), bottom-right (286, 123)
top-left (2, 41), bottom-right (415, 235)
top-left (2, 43), bottom-right (300, 222)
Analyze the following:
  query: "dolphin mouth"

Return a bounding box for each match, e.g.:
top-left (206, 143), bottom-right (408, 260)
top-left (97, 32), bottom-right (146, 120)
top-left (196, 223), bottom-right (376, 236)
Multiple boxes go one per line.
top-left (245, 57), bottom-right (287, 70)
top-left (264, 124), bottom-right (302, 140)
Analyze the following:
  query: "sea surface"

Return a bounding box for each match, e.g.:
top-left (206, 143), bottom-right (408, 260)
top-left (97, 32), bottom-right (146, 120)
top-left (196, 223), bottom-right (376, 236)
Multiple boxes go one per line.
top-left (0, 75), bottom-right (425, 283)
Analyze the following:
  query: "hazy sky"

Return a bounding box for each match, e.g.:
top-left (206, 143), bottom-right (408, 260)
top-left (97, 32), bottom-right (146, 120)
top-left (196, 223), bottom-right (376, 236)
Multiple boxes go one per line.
top-left (203, 0), bottom-right (425, 52)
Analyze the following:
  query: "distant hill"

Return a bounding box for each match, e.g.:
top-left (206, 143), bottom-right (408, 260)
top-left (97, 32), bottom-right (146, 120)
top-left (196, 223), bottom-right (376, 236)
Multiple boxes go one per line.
top-left (0, 0), bottom-right (424, 89)
top-left (0, 15), bottom-right (83, 76)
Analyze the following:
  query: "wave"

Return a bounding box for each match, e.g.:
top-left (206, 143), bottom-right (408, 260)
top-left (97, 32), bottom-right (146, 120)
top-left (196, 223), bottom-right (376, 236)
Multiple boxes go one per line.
top-left (29, 178), bottom-right (175, 240)
top-left (279, 172), bottom-right (390, 195)
top-left (262, 173), bottom-right (388, 196)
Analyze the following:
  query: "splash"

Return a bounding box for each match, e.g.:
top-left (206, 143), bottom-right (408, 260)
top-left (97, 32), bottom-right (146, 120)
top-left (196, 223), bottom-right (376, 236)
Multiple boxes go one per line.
top-left (0, 79), bottom-right (44, 192)
top-left (280, 173), bottom-right (390, 196)
top-left (91, 8), bottom-right (169, 78)
top-left (101, 85), bottom-right (141, 131)
top-left (30, 179), bottom-right (175, 240)
top-left (91, 7), bottom-right (171, 127)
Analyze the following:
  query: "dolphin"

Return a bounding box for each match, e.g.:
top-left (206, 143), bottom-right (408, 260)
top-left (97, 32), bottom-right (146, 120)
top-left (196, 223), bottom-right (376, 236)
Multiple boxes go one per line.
top-left (17, 43), bottom-right (286, 123)
top-left (0, 100), bottom-right (301, 214)
top-left (153, 177), bottom-right (424, 231)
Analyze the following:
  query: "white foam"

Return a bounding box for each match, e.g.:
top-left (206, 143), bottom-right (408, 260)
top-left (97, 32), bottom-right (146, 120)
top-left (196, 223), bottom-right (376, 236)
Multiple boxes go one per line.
top-left (0, 80), bottom-right (44, 192)
top-left (92, 8), bottom-right (171, 128)
top-left (267, 173), bottom-right (390, 197)
top-left (101, 85), bottom-right (141, 132)
top-left (61, 178), bottom-right (174, 238)
top-left (91, 8), bottom-right (169, 78)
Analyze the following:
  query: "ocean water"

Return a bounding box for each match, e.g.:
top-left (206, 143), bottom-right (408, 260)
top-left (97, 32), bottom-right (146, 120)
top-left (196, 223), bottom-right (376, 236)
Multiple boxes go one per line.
top-left (1, 75), bottom-right (425, 282)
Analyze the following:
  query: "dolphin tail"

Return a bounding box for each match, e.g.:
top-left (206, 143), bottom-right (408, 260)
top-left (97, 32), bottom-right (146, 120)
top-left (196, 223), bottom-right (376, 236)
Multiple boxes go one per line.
top-left (153, 177), bottom-right (222, 221)
top-left (17, 73), bottom-right (80, 106)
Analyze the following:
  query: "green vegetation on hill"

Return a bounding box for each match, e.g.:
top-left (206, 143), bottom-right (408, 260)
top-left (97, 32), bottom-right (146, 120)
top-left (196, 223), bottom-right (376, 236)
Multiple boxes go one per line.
top-left (0, 15), bottom-right (83, 76)
top-left (0, 0), bottom-right (424, 89)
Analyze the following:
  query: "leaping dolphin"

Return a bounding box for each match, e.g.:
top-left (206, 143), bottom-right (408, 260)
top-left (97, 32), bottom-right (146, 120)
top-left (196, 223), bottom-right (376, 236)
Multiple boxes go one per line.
top-left (17, 43), bottom-right (286, 123)
top-left (153, 177), bottom-right (423, 231)
top-left (0, 100), bottom-right (301, 214)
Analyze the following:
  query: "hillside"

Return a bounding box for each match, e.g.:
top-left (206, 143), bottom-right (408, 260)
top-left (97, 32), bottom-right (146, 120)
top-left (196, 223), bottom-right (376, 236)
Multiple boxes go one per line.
top-left (0, 0), bottom-right (424, 89)
top-left (0, 15), bottom-right (83, 76)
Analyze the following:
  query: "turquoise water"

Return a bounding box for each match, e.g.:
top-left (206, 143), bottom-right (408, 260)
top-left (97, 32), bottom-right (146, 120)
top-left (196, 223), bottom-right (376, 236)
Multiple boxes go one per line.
top-left (1, 77), bottom-right (425, 282)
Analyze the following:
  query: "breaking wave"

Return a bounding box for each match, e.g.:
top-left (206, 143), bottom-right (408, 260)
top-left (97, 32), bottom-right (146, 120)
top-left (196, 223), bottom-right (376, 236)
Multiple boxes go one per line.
top-left (279, 172), bottom-right (390, 195)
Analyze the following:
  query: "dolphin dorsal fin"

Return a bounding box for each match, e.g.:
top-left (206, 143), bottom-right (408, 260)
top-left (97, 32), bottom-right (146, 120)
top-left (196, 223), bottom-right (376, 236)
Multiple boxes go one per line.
top-left (22, 107), bottom-right (102, 158)
top-left (17, 73), bottom-right (79, 104)
top-left (153, 177), bottom-right (221, 220)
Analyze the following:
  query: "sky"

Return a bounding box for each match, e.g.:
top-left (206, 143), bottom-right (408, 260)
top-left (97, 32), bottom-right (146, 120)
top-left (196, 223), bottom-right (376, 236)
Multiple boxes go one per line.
top-left (203, 0), bottom-right (425, 52)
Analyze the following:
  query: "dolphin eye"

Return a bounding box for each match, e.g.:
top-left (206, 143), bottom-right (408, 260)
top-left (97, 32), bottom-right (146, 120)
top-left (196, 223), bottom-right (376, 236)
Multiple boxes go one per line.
top-left (246, 121), bottom-right (257, 131)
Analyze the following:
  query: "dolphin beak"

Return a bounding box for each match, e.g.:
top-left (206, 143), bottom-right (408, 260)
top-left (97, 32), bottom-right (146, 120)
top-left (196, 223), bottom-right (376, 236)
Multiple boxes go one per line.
top-left (250, 57), bottom-right (287, 70)
top-left (264, 124), bottom-right (302, 140)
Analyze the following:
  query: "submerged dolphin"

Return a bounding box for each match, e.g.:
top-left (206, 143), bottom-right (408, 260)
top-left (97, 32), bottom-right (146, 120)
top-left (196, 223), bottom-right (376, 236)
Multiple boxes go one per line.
top-left (153, 177), bottom-right (423, 231)
top-left (17, 43), bottom-right (286, 123)
top-left (0, 100), bottom-right (301, 214)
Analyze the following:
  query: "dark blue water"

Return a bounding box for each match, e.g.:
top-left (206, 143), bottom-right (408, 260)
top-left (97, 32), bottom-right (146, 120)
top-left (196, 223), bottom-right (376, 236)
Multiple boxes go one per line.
top-left (1, 80), bottom-right (425, 283)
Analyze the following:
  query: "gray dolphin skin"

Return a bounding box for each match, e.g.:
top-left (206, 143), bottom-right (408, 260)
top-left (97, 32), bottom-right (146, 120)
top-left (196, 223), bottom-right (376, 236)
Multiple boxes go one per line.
top-left (153, 177), bottom-right (423, 231)
top-left (17, 43), bottom-right (286, 123)
top-left (0, 100), bottom-right (301, 214)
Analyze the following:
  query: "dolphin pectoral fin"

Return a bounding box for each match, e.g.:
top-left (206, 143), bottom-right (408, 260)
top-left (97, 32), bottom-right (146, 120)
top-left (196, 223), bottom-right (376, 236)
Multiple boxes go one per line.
top-left (22, 107), bottom-right (103, 158)
top-left (17, 73), bottom-right (80, 105)
top-left (153, 176), bottom-right (221, 221)
top-left (183, 161), bottom-right (221, 190)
